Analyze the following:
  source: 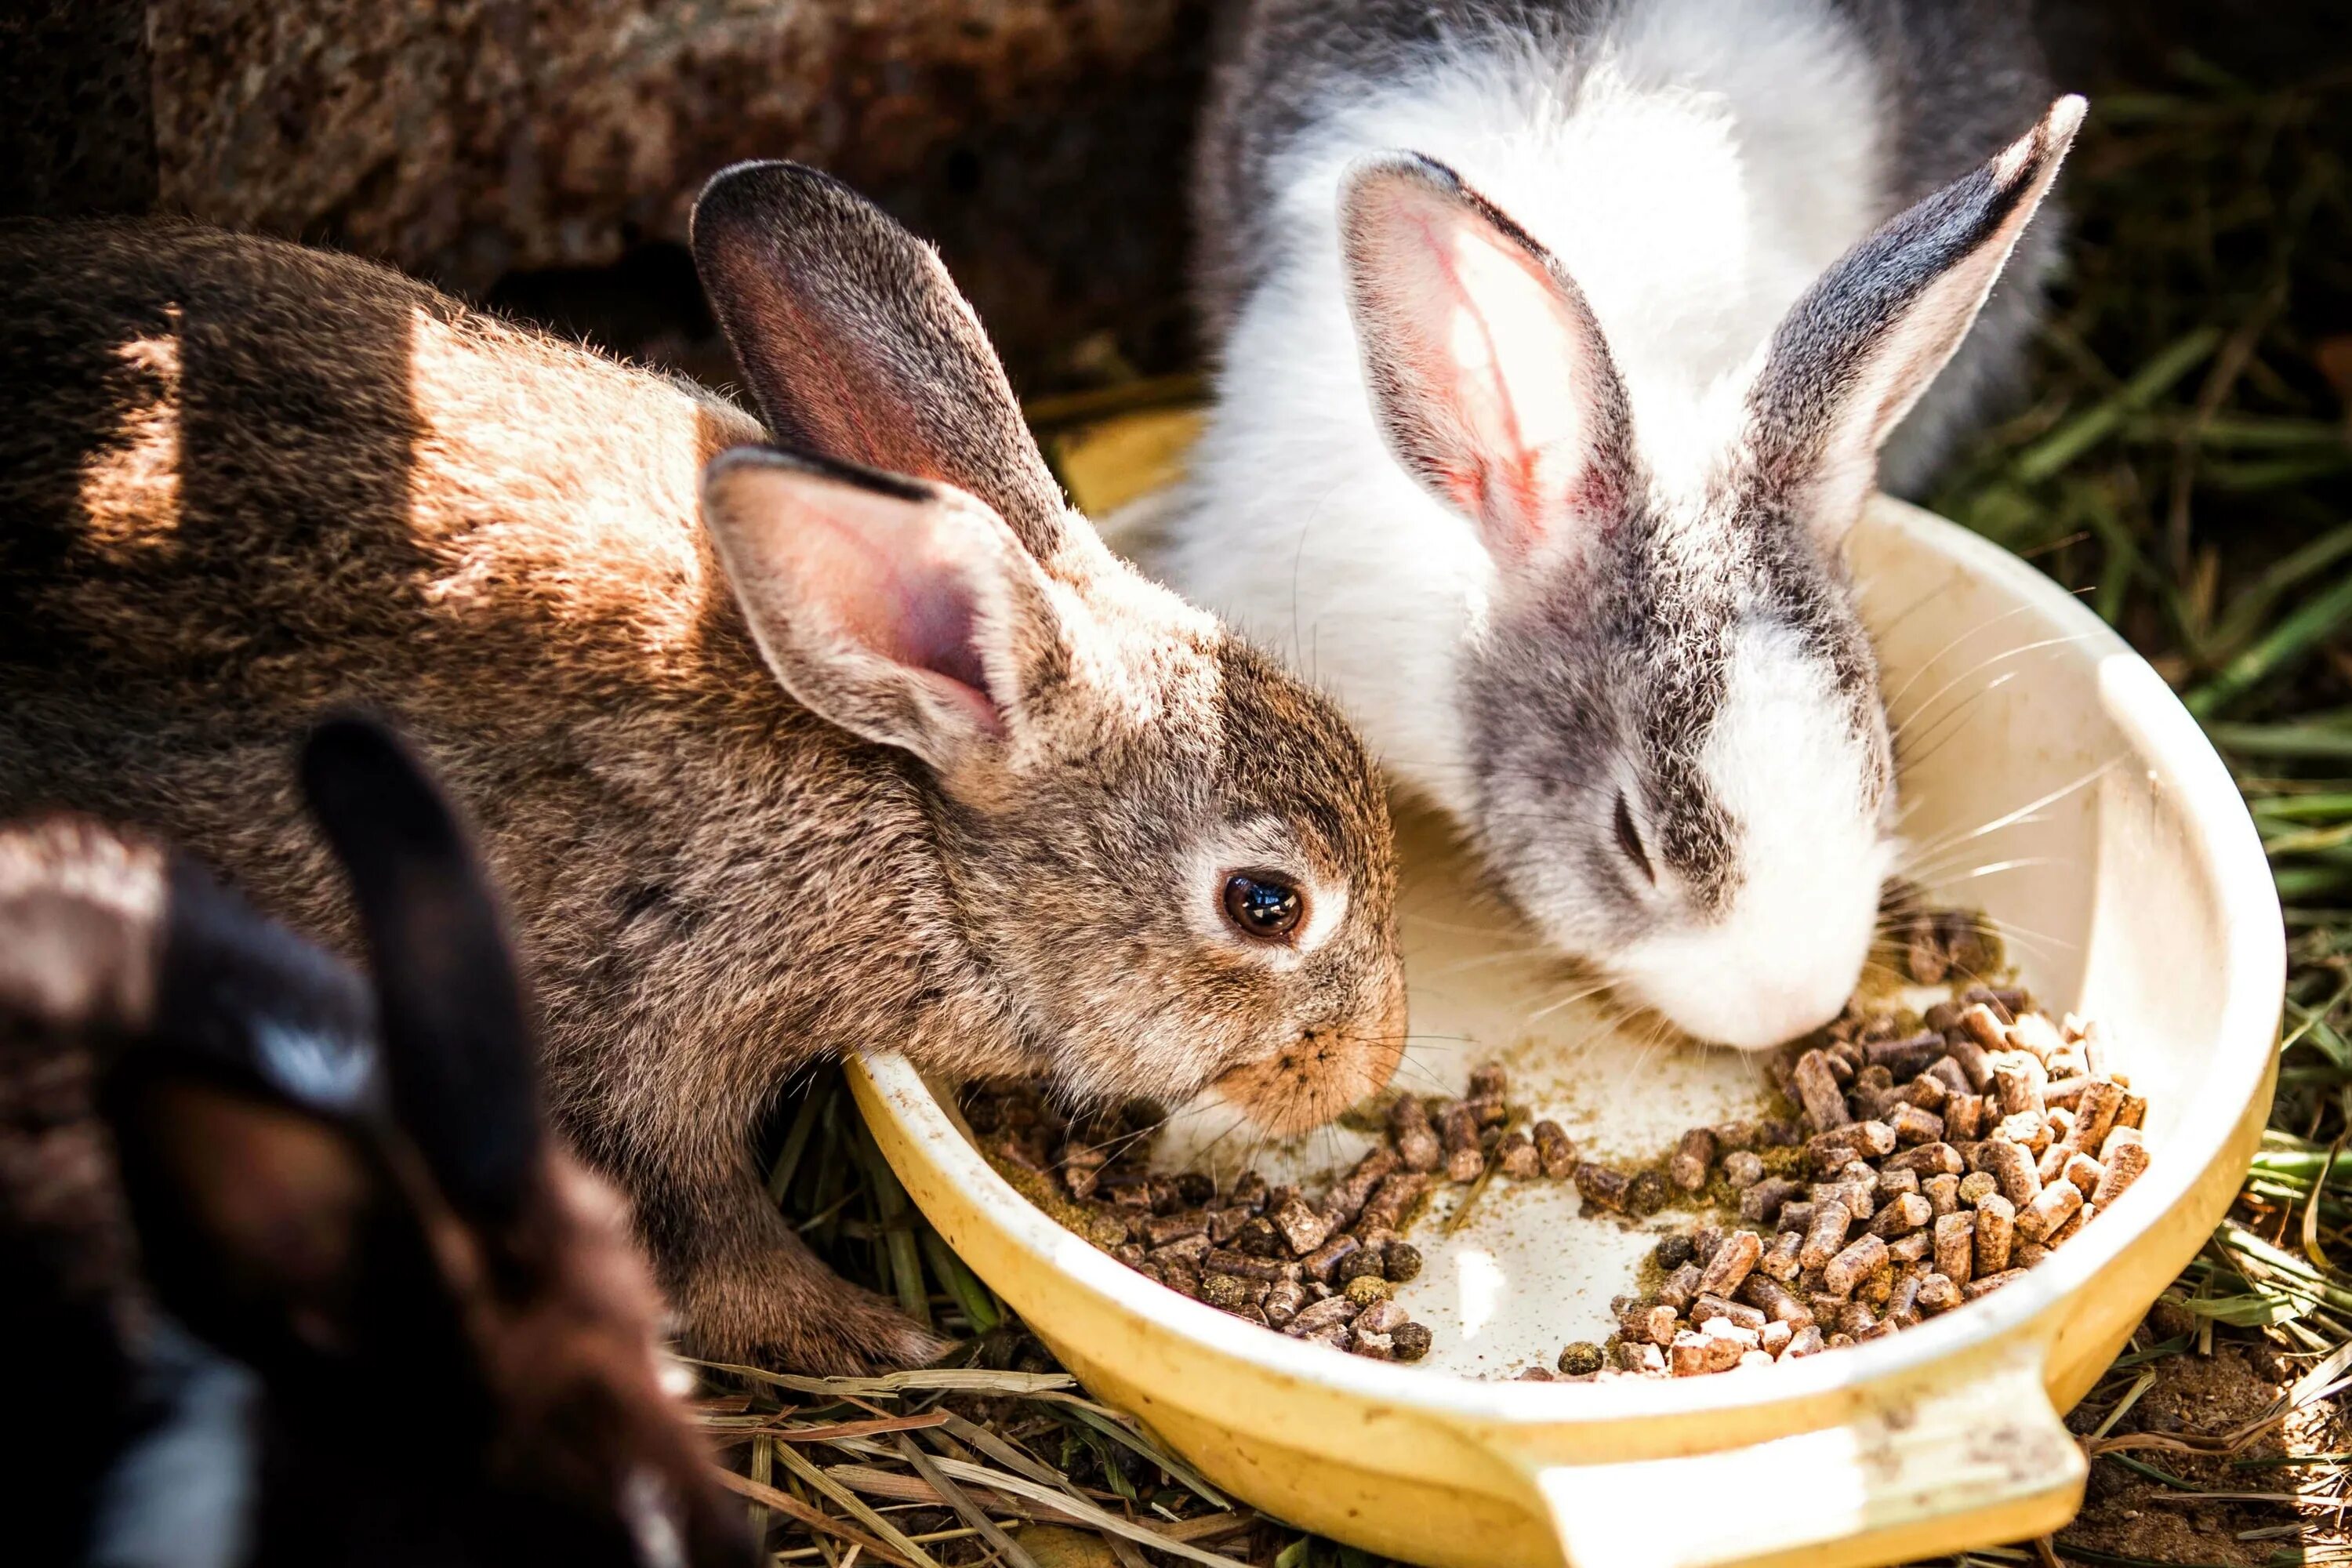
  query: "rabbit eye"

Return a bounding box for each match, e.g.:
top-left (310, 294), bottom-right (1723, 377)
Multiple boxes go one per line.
top-left (1222, 872), bottom-right (1304, 942)
top-left (1614, 793), bottom-right (1655, 884)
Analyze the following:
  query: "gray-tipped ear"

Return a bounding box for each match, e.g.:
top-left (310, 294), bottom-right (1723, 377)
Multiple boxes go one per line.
top-left (702, 445), bottom-right (1071, 782)
top-left (1339, 151), bottom-right (1633, 569)
top-left (690, 159), bottom-right (1071, 562)
top-left (1750, 95), bottom-right (2085, 528)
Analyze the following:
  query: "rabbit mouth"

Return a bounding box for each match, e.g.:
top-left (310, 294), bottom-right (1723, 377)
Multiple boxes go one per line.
top-left (1207, 1022), bottom-right (1407, 1138)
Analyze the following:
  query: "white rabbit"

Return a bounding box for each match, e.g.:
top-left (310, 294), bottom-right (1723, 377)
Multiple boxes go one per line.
top-left (1160, 0), bottom-right (2079, 1047)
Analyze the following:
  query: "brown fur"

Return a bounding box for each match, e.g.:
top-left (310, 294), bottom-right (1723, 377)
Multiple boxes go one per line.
top-left (0, 805), bottom-right (750, 1566)
top-left (0, 173), bottom-right (1404, 1373)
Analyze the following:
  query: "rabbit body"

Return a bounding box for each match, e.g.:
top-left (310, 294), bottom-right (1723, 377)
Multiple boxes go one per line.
top-left (1164, 0), bottom-right (2069, 1047)
top-left (0, 181), bottom-right (1403, 1376)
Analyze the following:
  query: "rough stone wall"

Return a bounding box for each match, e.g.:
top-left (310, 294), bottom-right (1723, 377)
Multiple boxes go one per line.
top-left (6, 2), bottom-right (1209, 383)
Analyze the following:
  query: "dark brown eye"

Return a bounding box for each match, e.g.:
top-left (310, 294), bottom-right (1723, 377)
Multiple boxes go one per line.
top-left (1614, 792), bottom-right (1655, 884)
top-left (1222, 872), bottom-right (1304, 941)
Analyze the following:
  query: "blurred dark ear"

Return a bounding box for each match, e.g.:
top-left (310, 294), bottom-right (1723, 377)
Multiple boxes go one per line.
top-left (107, 1066), bottom-right (455, 1381)
top-left (299, 714), bottom-right (542, 1225)
top-left (689, 158), bottom-right (1072, 562)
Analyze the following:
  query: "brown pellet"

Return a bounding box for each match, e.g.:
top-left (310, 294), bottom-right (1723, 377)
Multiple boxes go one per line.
top-left (1271, 1192), bottom-right (1332, 1256)
top-left (1206, 1247), bottom-right (1294, 1283)
top-left (1659, 1262), bottom-right (1703, 1311)
top-left (1777, 1200), bottom-right (1815, 1234)
top-left (1533, 1120), bottom-right (1577, 1178)
top-left (1885, 1274), bottom-right (1924, 1326)
top-left (1392, 1323), bottom-right (1433, 1362)
top-left (2092, 1140), bottom-right (2150, 1206)
top-left (1793, 1049), bottom-right (1853, 1133)
top-left (1301, 1234), bottom-right (1359, 1283)
top-left (1869, 1192), bottom-right (1933, 1238)
top-left (2062, 1151), bottom-right (2104, 1195)
top-left (1889, 1230), bottom-right (1933, 1265)
top-left (2118, 1092), bottom-right (2147, 1130)
top-left (1323, 1147), bottom-right (1401, 1230)
top-left (1958, 1171), bottom-right (2000, 1207)
top-left (1466, 1095), bottom-right (1508, 1130)
top-left (1722, 1150), bottom-right (1767, 1189)
top-left (2016, 1179), bottom-right (2084, 1244)
top-left (1799, 1200), bottom-right (1855, 1270)
top-left (1497, 1128), bottom-right (1541, 1179)
top-left (1916, 1272), bottom-right (1962, 1313)
top-left (1994, 1058), bottom-right (2048, 1118)
top-left (1737, 1273), bottom-right (1814, 1327)
top-left (1890, 1103), bottom-right (1946, 1146)
top-left (1973, 1138), bottom-right (2042, 1207)
top-left (1759, 1229), bottom-right (1806, 1281)
top-left (1875, 1167), bottom-right (1922, 1201)
top-left (1337, 1247), bottom-right (1387, 1285)
top-left (1823, 1234), bottom-right (1889, 1296)
top-left (1696, 1229), bottom-right (1766, 1297)
top-left (1577, 1163), bottom-right (1631, 1211)
top-left (1923, 1173), bottom-right (1962, 1216)
top-left (1883, 1142), bottom-right (1965, 1177)
top-left (1356, 1172), bottom-right (1429, 1235)
top-left (1468, 1064), bottom-right (1508, 1100)
top-left (1389, 1095), bottom-right (1444, 1173)
top-left (1439, 1102), bottom-right (1484, 1182)
top-left (1711, 1120), bottom-right (1760, 1152)
top-left (2006, 1014), bottom-right (2064, 1062)
top-left (1670, 1127), bottom-right (1719, 1190)
top-left (1944, 1093), bottom-right (1989, 1142)
top-left (1626, 1168), bottom-right (1672, 1216)
top-left (1835, 1298), bottom-right (1880, 1338)
top-left (1973, 1193), bottom-right (2016, 1274)
top-left (1740, 1177), bottom-right (1804, 1224)
top-left (1924, 1057), bottom-right (1973, 1098)
top-left (1760, 1320), bottom-right (1795, 1356)
top-left (1384, 1241), bottom-right (1423, 1283)
top-left (1932, 1210), bottom-right (1975, 1283)
top-left (1621, 1301), bottom-right (1679, 1346)
top-left (1283, 1295), bottom-right (1357, 1338)
top-left (1559, 1341), bottom-right (1606, 1376)
top-left (1808, 1120), bottom-right (1896, 1174)
top-left (1693, 1294), bottom-right (1768, 1334)
top-left (1962, 1268), bottom-right (2026, 1301)
top-left (1782, 1324), bottom-right (1826, 1359)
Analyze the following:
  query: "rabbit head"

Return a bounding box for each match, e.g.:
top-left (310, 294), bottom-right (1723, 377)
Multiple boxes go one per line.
top-left (0, 718), bottom-right (751, 1566)
top-left (1335, 99), bottom-right (2082, 1048)
top-left (691, 162), bottom-right (1406, 1132)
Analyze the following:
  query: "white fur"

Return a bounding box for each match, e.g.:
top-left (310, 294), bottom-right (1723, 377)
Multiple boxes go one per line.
top-left (1613, 621), bottom-right (1896, 1047)
top-left (1167, 0), bottom-right (1887, 812)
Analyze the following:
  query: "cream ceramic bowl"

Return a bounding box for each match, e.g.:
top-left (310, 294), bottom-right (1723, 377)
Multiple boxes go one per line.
top-left (850, 492), bottom-right (2282, 1568)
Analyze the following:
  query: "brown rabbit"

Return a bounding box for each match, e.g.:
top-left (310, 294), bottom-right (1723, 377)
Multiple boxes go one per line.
top-left (0, 161), bottom-right (1407, 1374)
top-left (0, 715), bottom-right (751, 1567)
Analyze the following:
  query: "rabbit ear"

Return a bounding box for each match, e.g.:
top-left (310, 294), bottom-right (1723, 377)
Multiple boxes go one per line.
top-left (1340, 151), bottom-right (1633, 569)
top-left (107, 1065), bottom-right (466, 1382)
top-left (691, 159), bottom-right (1073, 564)
top-left (702, 446), bottom-right (1070, 781)
top-left (299, 713), bottom-right (543, 1225)
top-left (1750, 96), bottom-right (2084, 529)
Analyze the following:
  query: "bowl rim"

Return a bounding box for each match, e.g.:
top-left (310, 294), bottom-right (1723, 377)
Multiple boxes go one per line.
top-left (858, 496), bottom-right (2284, 1430)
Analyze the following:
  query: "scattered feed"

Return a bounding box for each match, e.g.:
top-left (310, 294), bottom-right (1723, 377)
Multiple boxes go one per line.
top-left (964, 924), bottom-right (2150, 1380)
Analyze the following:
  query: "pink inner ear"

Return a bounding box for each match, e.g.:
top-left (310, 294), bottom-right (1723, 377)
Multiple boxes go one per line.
top-left (798, 491), bottom-right (1004, 734)
top-left (1348, 164), bottom-right (1617, 565)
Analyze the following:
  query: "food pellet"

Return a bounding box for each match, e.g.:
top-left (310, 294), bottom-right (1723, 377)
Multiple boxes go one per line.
top-left (978, 943), bottom-right (2147, 1385)
top-left (1559, 1341), bottom-right (1605, 1376)
top-left (1533, 1120), bottom-right (1577, 1177)
top-left (1670, 1127), bottom-right (1717, 1190)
